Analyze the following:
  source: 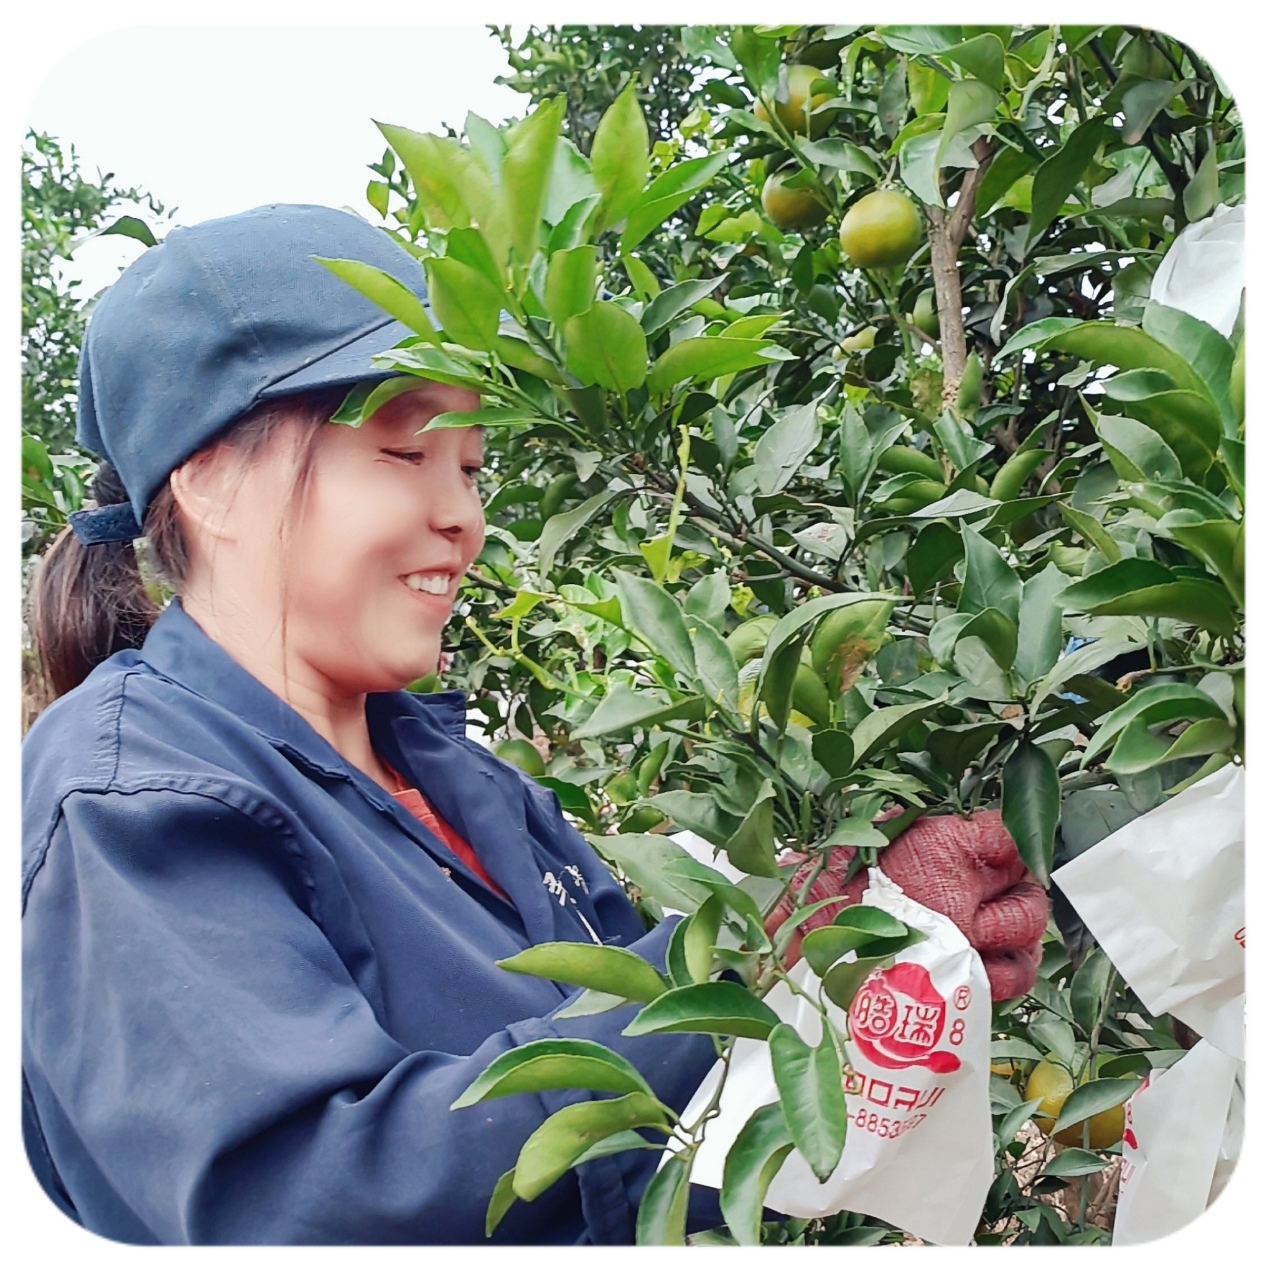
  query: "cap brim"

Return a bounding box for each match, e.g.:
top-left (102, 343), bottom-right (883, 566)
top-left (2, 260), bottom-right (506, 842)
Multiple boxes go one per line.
top-left (260, 316), bottom-right (417, 397)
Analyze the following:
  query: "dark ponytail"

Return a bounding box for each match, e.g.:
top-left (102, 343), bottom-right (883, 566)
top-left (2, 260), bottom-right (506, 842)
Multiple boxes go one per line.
top-left (27, 462), bottom-right (160, 700)
top-left (27, 387), bottom-right (346, 703)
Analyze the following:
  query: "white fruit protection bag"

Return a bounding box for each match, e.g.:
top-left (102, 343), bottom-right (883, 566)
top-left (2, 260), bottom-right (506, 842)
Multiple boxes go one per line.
top-left (1052, 765), bottom-right (1245, 1244)
top-left (677, 869), bottom-right (993, 1245)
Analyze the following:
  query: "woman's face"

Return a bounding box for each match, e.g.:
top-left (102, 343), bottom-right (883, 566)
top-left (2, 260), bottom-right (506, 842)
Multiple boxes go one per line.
top-left (247, 382), bottom-right (487, 697)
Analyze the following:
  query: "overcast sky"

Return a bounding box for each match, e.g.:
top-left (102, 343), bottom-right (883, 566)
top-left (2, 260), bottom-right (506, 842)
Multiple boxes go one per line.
top-left (28, 25), bottom-right (528, 299)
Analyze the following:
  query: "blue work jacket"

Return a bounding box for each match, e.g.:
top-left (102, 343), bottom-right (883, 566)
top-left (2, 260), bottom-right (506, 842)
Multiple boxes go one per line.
top-left (22, 601), bottom-right (718, 1245)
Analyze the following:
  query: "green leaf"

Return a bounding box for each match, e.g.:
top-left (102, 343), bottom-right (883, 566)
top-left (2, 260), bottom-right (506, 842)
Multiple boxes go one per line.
top-left (636, 1153), bottom-right (692, 1245)
top-left (623, 983), bottom-right (781, 1040)
top-left (957, 608), bottom-right (1018, 671)
top-left (314, 257), bottom-right (437, 340)
top-left (760, 633), bottom-right (803, 729)
top-left (1052, 1077), bottom-right (1142, 1136)
top-left (938, 33), bottom-right (1006, 91)
top-left (554, 988), bottom-right (630, 1020)
top-left (1059, 561), bottom-right (1238, 636)
top-left (452, 1039), bottom-right (655, 1110)
top-left (1028, 625), bottom-right (1148, 717)
top-left (539, 489), bottom-right (615, 579)
top-left (755, 399), bottom-right (822, 497)
top-left (1056, 502), bottom-right (1123, 565)
top-left (821, 956), bottom-right (885, 1011)
top-left (817, 815), bottom-right (890, 851)
top-left (645, 791), bottom-right (739, 849)
top-left (683, 895), bottom-right (725, 986)
top-left (1096, 415), bottom-right (1183, 482)
top-left (1120, 79), bottom-right (1186, 145)
top-left (1041, 1149), bottom-right (1110, 1179)
top-left (564, 300), bottom-right (649, 393)
top-left (1108, 715), bottom-right (1235, 775)
top-left (623, 254), bottom-right (662, 301)
top-left (591, 81), bottom-right (650, 232)
top-left (570, 1129), bottom-right (653, 1168)
top-left (1029, 116), bottom-right (1114, 240)
top-left (378, 122), bottom-right (508, 265)
top-left (1083, 681), bottom-right (1228, 766)
top-left (998, 317), bottom-right (1212, 407)
top-left (952, 637), bottom-right (1013, 702)
top-left (906, 521), bottom-right (964, 593)
top-left (571, 687), bottom-right (704, 741)
top-left (1014, 563), bottom-right (1072, 685)
top-left (649, 336), bottom-right (788, 395)
top-left (989, 1037), bottom-right (1044, 1061)
top-left (613, 570), bottom-right (698, 678)
top-left (544, 246), bottom-right (598, 328)
top-left (689, 614), bottom-right (740, 712)
top-left (1142, 299), bottom-right (1238, 434)
top-left (1002, 740), bottom-right (1060, 885)
top-left (796, 137), bottom-right (881, 177)
top-left (1157, 514), bottom-right (1244, 607)
top-left (958, 523), bottom-right (1022, 621)
top-left (769, 1022), bottom-right (847, 1183)
top-left (497, 942), bottom-right (668, 1003)
top-left (445, 226), bottom-right (504, 289)
top-left (812, 729), bottom-right (855, 779)
top-left (937, 79), bottom-right (1000, 183)
top-left (850, 698), bottom-right (946, 769)
top-left (465, 110), bottom-right (506, 179)
top-left (621, 153), bottom-right (732, 253)
top-left (586, 833), bottom-right (717, 915)
top-left (724, 783), bottom-right (780, 878)
top-left (1069, 947), bottom-right (1113, 1031)
top-left (801, 926), bottom-right (867, 977)
top-left (720, 1102), bottom-right (795, 1247)
top-left (485, 1168), bottom-right (518, 1237)
top-left (514, 1093), bottom-right (669, 1200)
top-left (99, 214), bottom-right (157, 247)
top-left (897, 128), bottom-right (942, 207)
top-left (329, 376), bottom-right (426, 427)
top-left (1104, 397), bottom-right (1217, 482)
top-left (502, 97), bottom-right (568, 270)
top-left (685, 568), bottom-right (732, 624)
top-left (426, 257), bottom-right (503, 352)
top-left (926, 721), bottom-right (1002, 781)
top-left (641, 275), bottom-right (728, 336)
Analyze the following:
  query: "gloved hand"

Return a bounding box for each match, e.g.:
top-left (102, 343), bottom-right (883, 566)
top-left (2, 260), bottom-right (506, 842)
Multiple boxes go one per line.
top-left (765, 808), bottom-right (1049, 1002)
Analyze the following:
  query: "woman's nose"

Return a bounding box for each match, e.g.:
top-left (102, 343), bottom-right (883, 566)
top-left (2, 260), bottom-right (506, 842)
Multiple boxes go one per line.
top-left (428, 475), bottom-right (484, 541)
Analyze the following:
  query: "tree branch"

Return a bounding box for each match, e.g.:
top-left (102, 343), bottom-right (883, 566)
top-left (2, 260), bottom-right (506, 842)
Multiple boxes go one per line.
top-left (928, 137), bottom-right (997, 409)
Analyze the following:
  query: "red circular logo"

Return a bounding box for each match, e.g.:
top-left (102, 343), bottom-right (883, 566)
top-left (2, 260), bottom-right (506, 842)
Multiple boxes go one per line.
top-left (849, 963), bottom-right (961, 1074)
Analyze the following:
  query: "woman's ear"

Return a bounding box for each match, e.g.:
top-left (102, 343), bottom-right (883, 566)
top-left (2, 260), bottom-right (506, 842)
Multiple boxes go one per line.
top-left (168, 441), bottom-right (251, 546)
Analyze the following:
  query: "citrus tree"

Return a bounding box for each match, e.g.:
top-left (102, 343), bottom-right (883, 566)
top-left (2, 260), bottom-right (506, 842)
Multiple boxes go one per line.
top-left (296, 23), bottom-right (1243, 1243)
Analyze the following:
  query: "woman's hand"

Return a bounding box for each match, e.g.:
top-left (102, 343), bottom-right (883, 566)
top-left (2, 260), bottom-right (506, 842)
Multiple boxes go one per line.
top-left (764, 809), bottom-right (1049, 1001)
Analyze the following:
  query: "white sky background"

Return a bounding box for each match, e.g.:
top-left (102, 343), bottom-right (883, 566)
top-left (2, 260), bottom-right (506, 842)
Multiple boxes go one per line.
top-left (28, 26), bottom-right (530, 299)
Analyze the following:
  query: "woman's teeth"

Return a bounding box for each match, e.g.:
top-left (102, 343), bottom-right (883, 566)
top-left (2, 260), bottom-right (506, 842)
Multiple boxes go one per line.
top-left (404, 573), bottom-right (451, 595)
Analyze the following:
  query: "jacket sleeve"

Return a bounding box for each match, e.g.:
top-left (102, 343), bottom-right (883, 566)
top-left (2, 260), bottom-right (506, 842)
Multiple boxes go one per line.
top-left (22, 786), bottom-right (717, 1245)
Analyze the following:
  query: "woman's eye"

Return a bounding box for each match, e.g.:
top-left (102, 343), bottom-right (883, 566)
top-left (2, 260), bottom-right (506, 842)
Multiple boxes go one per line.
top-left (381, 449), bottom-right (424, 464)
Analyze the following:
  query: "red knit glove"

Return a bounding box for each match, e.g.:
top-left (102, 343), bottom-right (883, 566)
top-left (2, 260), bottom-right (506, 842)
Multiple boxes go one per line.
top-left (765, 809), bottom-right (1049, 1002)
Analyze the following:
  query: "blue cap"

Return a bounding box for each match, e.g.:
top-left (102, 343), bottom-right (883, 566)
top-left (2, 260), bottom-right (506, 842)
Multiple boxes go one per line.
top-left (74, 203), bottom-right (428, 542)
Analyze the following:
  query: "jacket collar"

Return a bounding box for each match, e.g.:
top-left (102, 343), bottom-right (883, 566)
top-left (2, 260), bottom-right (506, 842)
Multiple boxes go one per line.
top-left (139, 600), bottom-right (467, 779)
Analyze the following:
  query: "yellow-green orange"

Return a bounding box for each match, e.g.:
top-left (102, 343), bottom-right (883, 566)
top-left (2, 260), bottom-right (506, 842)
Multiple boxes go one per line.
top-left (754, 64), bottom-right (835, 136)
top-left (911, 289), bottom-right (940, 339)
top-left (839, 191), bottom-right (922, 269)
top-left (762, 171), bottom-right (829, 231)
top-left (727, 615), bottom-right (779, 666)
top-left (791, 663), bottom-right (831, 727)
top-left (493, 738), bottom-right (546, 777)
top-left (1022, 1060), bottom-right (1126, 1150)
top-left (810, 599), bottom-right (894, 696)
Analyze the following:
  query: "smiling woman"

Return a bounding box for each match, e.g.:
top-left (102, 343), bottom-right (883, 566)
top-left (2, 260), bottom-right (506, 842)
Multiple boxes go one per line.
top-left (21, 203), bottom-right (719, 1244)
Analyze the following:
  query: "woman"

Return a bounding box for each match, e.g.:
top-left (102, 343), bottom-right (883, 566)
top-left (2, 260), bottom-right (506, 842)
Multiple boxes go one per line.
top-left (22, 204), bottom-right (1046, 1245)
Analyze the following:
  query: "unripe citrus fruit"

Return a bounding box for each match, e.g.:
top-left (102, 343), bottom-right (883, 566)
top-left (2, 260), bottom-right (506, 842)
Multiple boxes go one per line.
top-left (754, 64), bottom-right (835, 136)
top-left (493, 738), bottom-right (546, 776)
top-left (791, 662), bottom-right (831, 727)
top-left (1023, 1060), bottom-right (1126, 1150)
top-left (911, 288), bottom-right (940, 339)
top-left (839, 327), bottom-right (877, 354)
top-left (839, 190), bottom-right (923, 269)
top-left (727, 614), bottom-right (779, 666)
top-left (761, 170), bottom-right (829, 231)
